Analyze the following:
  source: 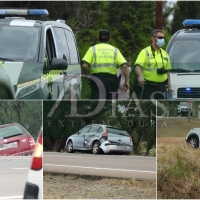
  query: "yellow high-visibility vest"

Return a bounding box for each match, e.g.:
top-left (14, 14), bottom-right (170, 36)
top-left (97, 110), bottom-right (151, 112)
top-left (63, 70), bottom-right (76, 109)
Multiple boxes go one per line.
top-left (82, 43), bottom-right (126, 75)
top-left (135, 46), bottom-right (171, 82)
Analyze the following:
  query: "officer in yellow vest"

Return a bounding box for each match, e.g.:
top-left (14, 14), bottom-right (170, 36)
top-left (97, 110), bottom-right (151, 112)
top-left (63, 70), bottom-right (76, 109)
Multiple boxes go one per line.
top-left (81, 29), bottom-right (129, 100)
top-left (134, 29), bottom-right (173, 100)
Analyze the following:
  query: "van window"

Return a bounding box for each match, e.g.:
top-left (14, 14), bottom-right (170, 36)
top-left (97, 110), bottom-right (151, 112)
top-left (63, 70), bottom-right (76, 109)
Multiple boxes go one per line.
top-left (52, 27), bottom-right (69, 61)
top-left (64, 29), bottom-right (79, 64)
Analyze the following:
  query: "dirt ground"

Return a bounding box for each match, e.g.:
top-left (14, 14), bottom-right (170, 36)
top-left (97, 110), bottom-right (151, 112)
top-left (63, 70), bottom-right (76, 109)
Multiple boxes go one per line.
top-left (43, 173), bottom-right (156, 199)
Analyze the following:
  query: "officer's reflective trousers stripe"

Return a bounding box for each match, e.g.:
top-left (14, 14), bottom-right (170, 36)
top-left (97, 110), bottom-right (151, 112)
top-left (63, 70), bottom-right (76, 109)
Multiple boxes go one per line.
top-left (91, 46), bottom-right (118, 68)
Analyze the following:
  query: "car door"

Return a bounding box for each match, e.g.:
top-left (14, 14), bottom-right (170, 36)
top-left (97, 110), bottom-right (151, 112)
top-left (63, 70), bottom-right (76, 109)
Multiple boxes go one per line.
top-left (84, 125), bottom-right (101, 148)
top-left (73, 125), bottom-right (92, 148)
top-left (52, 27), bottom-right (81, 99)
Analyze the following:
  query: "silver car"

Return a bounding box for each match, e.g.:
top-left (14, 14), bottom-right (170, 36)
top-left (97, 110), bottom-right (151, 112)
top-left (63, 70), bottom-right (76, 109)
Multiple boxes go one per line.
top-left (65, 124), bottom-right (133, 154)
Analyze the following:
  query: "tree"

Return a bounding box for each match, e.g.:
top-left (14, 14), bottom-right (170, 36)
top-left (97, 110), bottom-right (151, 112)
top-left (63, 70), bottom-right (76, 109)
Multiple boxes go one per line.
top-left (0, 101), bottom-right (42, 138)
top-left (171, 1), bottom-right (200, 34)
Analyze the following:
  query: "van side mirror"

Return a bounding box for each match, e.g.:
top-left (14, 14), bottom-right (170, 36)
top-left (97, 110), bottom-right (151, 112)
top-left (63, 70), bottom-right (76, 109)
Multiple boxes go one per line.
top-left (50, 58), bottom-right (68, 70)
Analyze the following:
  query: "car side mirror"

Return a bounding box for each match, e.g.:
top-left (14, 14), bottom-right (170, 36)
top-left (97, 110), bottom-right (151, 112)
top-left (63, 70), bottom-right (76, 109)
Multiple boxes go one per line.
top-left (50, 58), bottom-right (68, 70)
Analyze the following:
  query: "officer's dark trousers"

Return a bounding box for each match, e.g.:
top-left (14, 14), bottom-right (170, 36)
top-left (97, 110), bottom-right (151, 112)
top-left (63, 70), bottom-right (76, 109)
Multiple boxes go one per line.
top-left (90, 73), bottom-right (118, 100)
top-left (134, 81), bottom-right (166, 100)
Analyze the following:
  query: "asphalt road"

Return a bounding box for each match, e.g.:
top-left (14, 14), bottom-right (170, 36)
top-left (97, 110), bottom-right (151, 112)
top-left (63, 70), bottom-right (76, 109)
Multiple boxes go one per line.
top-left (0, 156), bottom-right (32, 199)
top-left (44, 152), bottom-right (156, 180)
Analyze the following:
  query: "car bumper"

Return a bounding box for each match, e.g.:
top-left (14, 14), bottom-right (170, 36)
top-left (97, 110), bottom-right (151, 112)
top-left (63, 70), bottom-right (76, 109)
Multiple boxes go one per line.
top-left (100, 141), bottom-right (133, 154)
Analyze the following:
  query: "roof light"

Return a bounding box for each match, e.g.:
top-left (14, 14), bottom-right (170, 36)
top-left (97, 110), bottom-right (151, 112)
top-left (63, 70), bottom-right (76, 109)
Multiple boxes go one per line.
top-left (186, 88), bottom-right (191, 91)
top-left (28, 9), bottom-right (48, 16)
top-left (0, 9), bottom-right (48, 16)
top-left (183, 19), bottom-right (200, 28)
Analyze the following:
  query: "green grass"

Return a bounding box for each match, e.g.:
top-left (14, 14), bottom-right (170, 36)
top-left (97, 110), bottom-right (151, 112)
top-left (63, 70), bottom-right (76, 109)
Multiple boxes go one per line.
top-left (157, 145), bottom-right (200, 199)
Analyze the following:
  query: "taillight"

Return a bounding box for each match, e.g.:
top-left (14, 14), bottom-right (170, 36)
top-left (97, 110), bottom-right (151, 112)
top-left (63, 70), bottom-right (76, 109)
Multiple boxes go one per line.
top-left (31, 131), bottom-right (43, 170)
top-left (29, 137), bottom-right (35, 149)
top-left (102, 129), bottom-right (108, 139)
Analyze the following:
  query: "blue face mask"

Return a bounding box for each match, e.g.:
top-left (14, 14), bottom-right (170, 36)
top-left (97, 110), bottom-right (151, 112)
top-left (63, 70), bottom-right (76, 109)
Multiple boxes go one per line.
top-left (156, 38), bottom-right (165, 47)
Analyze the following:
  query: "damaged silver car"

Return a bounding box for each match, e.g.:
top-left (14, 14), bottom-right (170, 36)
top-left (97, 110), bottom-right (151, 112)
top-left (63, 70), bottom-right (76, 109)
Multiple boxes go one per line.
top-left (65, 124), bottom-right (133, 154)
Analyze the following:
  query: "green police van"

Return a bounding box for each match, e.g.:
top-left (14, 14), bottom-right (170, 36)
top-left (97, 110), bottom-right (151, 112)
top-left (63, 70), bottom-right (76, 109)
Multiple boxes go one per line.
top-left (0, 8), bottom-right (81, 99)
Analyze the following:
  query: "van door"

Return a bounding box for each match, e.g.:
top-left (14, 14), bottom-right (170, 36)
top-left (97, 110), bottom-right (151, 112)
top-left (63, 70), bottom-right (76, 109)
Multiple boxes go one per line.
top-left (44, 27), bottom-right (65, 99)
top-left (52, 27), bottom-right (81, 99)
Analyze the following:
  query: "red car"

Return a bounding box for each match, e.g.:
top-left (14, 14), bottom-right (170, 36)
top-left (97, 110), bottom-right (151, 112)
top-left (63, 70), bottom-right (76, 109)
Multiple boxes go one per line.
top-left (0, 123), bottom-right (35, 156)
top-left (23, 127), bottom-right (43, 199)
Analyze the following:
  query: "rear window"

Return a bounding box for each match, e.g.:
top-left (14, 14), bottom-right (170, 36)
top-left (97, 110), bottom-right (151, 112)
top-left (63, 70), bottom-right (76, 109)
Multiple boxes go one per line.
top-left (0, 125), bottom-right (24, 139)
top-left (179, 102), bottom-right (187, 106)
top-left (107, 127), bottom-right (129, 137)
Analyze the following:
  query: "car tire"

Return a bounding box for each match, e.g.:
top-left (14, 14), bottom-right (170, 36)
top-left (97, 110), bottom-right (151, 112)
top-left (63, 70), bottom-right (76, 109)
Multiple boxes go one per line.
top-left (92, 141), bottom-right (100, 154)
top-left (66, 140), bottom-right (74, 153)
top-left (188, 137), bottom-right (199, 148)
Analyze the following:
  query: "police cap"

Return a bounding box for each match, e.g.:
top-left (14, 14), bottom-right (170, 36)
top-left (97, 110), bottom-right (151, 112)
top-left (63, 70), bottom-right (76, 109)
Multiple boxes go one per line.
top-left (99, 29), bottom-right (111, 40)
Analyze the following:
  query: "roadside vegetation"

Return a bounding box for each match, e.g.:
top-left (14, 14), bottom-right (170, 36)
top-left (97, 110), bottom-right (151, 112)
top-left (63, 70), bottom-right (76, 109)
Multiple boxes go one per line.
top-left (157, 117), bottom-right (200, 199)
top-left (43, 172), bottom-right (156, 199)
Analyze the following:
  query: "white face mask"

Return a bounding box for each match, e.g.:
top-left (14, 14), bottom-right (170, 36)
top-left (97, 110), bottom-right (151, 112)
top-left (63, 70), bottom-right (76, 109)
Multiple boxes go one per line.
top-left (156, 38), bottom-right (165, 47)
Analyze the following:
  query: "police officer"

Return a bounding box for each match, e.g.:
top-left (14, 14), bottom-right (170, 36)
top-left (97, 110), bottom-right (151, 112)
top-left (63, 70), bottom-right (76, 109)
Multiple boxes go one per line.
top-left (134, 29), bottom-right (173, 100)
top-left (81, 29), bottom-right (129, 100)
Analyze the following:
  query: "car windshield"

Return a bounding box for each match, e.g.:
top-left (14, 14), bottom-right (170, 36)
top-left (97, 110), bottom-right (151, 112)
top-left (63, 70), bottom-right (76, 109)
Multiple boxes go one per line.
top-left (0, 125), bottom-right (23, 138)
top-left (0, 25), bottom-right (41, 62)
top-left (169, 39), bottom-right (200, 72)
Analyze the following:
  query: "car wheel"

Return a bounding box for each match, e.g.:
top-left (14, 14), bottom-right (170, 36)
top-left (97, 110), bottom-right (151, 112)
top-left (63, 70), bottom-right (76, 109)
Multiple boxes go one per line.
top-left (92, 141), bottom-right (100, 154)
top-left (188, 137), bottom-right (199, 148)
top-left (67, 140), bottom-right (74, 153)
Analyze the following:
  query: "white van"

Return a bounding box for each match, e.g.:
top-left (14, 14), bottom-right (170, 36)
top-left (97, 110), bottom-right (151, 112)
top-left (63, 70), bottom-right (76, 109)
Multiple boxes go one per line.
top-left (166, 19), bottom-right (200, 99)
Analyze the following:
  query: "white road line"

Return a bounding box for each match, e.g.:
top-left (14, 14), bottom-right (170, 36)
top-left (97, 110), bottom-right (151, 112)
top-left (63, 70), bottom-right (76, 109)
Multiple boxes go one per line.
top-left (44, 163), bottom-right (156, 174)
top-left (44, 155), bottom-right (83, 158)
top-left (0, 157), bottom-right (31, 160)
top-left (11, 168), bottom-right (29, 170)
top-left (0, 196), bottom-right (22, 199)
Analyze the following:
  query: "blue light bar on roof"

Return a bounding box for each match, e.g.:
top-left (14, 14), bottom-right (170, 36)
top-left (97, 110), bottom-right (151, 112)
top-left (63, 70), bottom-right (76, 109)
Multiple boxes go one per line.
top-left (183, 19), bottom-right (200, 27)
top-left (28, 9), bottom-right (49, 16)
top-left (0, 9), bottom-right (48, 16)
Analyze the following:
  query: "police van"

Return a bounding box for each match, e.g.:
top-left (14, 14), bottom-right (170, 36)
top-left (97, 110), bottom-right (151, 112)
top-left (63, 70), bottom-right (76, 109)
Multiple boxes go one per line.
top-left (166, 19), bottom-right (200, 99)
top-left (0, 8), bottom-right (81, 99)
